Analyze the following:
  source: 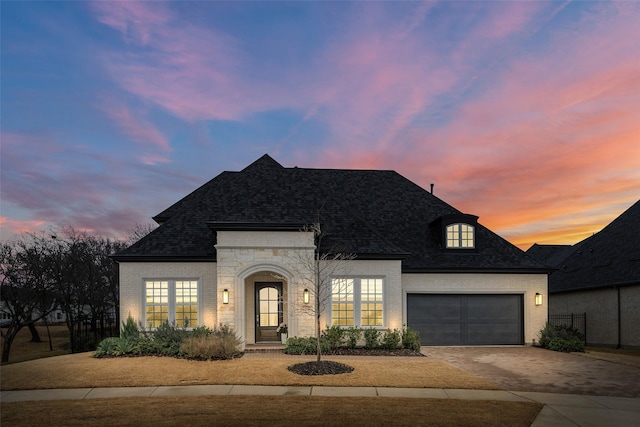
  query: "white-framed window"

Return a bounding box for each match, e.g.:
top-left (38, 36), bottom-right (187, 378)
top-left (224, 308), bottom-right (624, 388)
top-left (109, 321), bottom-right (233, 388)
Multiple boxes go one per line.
top-left (331, 277), bottom-right (384, 327)
top-left (144, 279), bottom-right (199, 328)
top-left (446, 223), bottom-right (475, 248)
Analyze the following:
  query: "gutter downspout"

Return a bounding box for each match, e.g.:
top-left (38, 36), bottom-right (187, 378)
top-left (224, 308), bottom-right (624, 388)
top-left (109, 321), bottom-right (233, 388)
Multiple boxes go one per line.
top-left (617, 286), bottom-right (621, 349)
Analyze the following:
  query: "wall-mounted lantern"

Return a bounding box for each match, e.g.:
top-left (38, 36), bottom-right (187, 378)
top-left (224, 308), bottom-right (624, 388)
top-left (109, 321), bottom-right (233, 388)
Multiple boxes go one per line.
top-left (223, 289), bottom-right (229, 304)
top-left (535, 293), bottom-right (543, 306)
top-left (303, 289), bottom-right (310, 304)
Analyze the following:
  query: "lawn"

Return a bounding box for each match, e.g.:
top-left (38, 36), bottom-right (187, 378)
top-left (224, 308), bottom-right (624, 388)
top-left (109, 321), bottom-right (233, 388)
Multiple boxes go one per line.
top-left (1, 396), bottom-right (542, 426)
top-left (1, 324), bottom-right (70, 364)
top-left (0, 340), bottom-right (545, 426)
top-left (0, 352), bottom-right (501, 390)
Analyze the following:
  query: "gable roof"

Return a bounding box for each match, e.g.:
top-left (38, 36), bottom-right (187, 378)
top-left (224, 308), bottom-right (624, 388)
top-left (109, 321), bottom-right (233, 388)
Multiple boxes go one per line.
top-left (543, 200), bottom-right (640, 293)
top-left (114, 154), bottom-right (548, 273)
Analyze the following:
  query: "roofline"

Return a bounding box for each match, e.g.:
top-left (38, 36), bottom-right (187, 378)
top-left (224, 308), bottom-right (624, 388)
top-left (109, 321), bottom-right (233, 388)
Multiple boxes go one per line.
top-left (112, 252), bottom-right (410, 263)
top-left (550, 278), bottom-right (640, 293)
top-left (207, 222), bottom-right (309, 232)
top-left (110, 255), bottom-right (214, 263)
top-left (402, 267), bottom-right (552, 274)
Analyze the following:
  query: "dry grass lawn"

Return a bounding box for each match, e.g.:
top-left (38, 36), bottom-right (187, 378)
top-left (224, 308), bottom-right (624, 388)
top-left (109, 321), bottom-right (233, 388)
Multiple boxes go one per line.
top-left (0, 343), bottom-right (543, 426)
top-left (1, 325), bottom-right (70, 364)
top-left (1, 396), bottom-right (543, 427)
top-left (1, 352), bottom-right (500, 390)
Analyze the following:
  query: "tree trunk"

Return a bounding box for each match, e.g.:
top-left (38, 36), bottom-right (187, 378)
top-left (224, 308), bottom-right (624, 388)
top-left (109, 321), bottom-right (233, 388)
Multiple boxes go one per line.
top-left (28, 322), bottom-right (41, 342)
top-left (44, 319), bottom-right (53, 351)
top-left (1, 326), bottom-right (20, 363)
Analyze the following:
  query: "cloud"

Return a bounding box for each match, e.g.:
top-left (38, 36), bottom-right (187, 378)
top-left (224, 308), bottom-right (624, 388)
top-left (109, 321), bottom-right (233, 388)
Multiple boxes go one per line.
top-left (100, 98), bottom-right (172, 164)
top-left (0, 131), bottom-right (189, 239)
top-left (91, 1), bottom-right (295, 122)
top-left (306, 2), bottom-right (640, 249)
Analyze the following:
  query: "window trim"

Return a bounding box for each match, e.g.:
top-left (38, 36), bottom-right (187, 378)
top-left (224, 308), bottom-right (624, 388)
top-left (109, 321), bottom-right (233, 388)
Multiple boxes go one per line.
top-left (446, 223), bottom-right (475, 249)
top-left (438, 213), bottom-right (479, 251)
top-left (330, 276), bottom-right (385, 328)
top-left (142, 278), bottom-right (201, 329)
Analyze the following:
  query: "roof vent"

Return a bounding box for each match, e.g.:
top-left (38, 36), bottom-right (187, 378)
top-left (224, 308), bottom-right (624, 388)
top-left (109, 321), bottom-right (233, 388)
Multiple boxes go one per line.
top-left (430, 183), bottom-right (434, 194)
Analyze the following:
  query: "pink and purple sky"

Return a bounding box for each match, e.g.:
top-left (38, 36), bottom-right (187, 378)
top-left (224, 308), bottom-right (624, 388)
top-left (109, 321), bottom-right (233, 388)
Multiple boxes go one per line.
top-left (1, 1), bottom-right (639, 250)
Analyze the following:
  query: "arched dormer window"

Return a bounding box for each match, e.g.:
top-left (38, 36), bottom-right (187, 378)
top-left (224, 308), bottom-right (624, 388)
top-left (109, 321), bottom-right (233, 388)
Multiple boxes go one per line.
top-left (446, 223), bottom-right (475, 248)
top-left (435, 213), bottom-right (479, 251)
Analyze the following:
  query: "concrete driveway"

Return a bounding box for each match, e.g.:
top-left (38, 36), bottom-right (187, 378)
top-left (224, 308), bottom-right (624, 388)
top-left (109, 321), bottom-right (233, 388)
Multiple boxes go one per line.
top-left (422, 346), bottom-right (640, 398)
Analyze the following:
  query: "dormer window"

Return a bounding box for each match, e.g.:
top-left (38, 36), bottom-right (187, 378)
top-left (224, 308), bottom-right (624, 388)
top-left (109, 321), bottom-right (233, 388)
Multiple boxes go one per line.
top-left (434, 213), bottom-right (479, 251)
top-left (446, 223), bottom-right (475, 248)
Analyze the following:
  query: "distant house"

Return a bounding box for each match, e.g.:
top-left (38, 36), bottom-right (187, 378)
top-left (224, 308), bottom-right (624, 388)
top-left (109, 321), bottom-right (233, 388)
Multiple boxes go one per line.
top-left (528, 200), bottom-right (640, 349)
top-left (113, 155), bottom-right (548, 347)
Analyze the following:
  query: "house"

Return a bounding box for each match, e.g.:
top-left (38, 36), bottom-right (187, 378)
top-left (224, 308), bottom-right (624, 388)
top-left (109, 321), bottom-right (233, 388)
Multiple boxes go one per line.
top-left (528, 200), bottom-right (640, 349)
top-left (113, 155), bottom-right (549, 347)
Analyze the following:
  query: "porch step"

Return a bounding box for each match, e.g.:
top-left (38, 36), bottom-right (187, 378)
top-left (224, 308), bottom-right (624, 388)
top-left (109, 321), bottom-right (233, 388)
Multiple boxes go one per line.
top-left (244, 344), bottom-right (285, 354)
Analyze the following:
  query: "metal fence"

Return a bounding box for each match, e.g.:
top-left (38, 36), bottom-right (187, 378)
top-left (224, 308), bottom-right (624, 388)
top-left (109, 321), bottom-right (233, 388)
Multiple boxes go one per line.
top-left (549, 313), bottom-right (587, 345)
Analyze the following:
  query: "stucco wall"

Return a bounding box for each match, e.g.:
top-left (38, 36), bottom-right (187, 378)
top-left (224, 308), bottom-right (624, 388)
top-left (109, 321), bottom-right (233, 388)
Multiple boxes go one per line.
top-left (118, 262), bottom-right (217, 328)
top-left (401, 273), bottom-right (548, 345)
top-left (549, 285), bottom-right (640, 349)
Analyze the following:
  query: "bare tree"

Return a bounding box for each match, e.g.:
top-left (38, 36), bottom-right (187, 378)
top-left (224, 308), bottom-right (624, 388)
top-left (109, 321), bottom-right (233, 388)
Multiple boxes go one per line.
top-left (126, 222), bottom-right (157, 244)
top-left (0, 235), bottom-right (57, 363)
top-left (290, 223), bottom-right (355, 363)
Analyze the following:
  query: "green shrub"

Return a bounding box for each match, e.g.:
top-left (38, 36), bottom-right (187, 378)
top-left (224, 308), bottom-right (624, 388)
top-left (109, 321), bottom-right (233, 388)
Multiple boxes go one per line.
top-left (190, 325), bottom-right (213, 338)
top-left (539, 323), bottom-right (584, 352)
top-left (345, 327), bottom-right (362, 349)
top-left (402, 326), bottom-right (421, 351)
top-left (113, 338), bottom-right (135, 356)
top-left (147, 322), bottom-right (188, 356)
top-left (547, 336), bottom-right (584, 352)
top-left (364, 328), bottom-right (381, 349)
top-left (121, 315), bottom-right (140, 341)
top-left (322, 325), bottom-right (345, 350)
top-left (94, 337), bottom-right (120, 357)
top-left (381, 328), bottom-right (401, 349)
top-left (134, 336), bottom-right (161, 355)
top-left (284, 336), bottom-right (330, 354)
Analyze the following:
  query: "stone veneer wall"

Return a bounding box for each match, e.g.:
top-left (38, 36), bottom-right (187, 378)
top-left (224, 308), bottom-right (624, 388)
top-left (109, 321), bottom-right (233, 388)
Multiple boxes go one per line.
top-left (401, 273), bottom-right (548, 345)
top-left (215, 230), bottom-right (316, 345)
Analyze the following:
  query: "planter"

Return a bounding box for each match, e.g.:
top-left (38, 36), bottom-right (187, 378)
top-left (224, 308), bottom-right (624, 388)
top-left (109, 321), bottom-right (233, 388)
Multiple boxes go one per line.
top-left (280, 333), bottom-right (288, 344)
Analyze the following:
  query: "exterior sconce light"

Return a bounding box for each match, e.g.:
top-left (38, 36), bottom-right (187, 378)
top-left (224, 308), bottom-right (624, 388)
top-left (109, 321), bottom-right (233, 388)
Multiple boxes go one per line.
top-left (535, 293), bottom-right (543, 306)
top-left (303, 289), bottom-right (310, 304)
top-left (223, 289), bottom-right (229, 304)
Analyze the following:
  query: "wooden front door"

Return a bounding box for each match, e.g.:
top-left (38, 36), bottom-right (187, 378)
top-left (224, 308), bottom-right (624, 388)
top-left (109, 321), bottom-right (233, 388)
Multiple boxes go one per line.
top-left (255, 282), bottom-right (283, 342)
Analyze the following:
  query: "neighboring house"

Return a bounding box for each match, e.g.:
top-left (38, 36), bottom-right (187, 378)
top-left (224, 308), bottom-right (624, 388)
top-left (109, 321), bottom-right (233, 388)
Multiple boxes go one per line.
top-left (113, 155), bottom-right (549, 347)
top-left (528, 200), bottom-right (640, 349)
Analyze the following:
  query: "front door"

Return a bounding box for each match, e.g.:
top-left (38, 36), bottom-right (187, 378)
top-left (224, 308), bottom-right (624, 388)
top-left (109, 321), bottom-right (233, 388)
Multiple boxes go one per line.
top-left (255, 282), bottom-right (283, 342)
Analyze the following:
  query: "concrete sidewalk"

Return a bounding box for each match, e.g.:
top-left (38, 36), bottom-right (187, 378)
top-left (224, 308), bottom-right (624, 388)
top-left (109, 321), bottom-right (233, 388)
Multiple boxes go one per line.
top-left (2, 385), bottom-right (639, 426)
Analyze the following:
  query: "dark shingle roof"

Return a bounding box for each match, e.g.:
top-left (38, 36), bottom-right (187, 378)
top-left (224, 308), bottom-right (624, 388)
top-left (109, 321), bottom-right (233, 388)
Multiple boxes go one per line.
top-left (526, 244), bottom-right (575, 268)
top-left (544, 200), bottom-right (640, 293)
top-left (115, 154), bottom-right (548, 272)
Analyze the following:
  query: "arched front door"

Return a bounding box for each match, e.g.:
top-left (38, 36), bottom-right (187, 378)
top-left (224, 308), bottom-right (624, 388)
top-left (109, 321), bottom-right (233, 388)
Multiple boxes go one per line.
top-left (255, 282), bottom-right (283, 342)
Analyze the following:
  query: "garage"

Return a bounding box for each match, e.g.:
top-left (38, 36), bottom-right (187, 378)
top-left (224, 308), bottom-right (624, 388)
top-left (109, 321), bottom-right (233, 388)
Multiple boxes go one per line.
top-left (407, 294), bottom-right (524, 345)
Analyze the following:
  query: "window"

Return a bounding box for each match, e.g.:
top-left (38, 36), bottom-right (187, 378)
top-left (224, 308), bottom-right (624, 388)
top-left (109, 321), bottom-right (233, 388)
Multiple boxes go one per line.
top-left (331, 278), bottom-right (383, 327)
top-left (361, 278), bottom-right (384, 326)
top-left (331, 278), bottom-right (354, 326)
top-left (145, 279), bottom-right (199, 328)
top-left (446, 223), bottom-right (475, 248)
